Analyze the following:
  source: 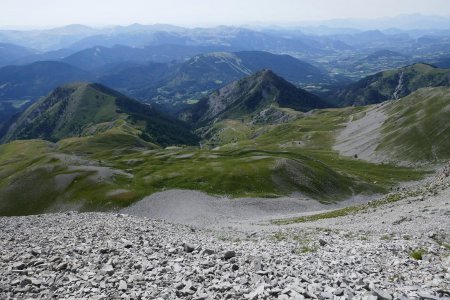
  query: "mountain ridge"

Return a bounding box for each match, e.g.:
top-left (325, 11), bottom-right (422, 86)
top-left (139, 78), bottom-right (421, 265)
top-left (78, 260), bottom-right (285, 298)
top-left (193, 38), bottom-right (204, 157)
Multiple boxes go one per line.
top-left (184, 69), bottom-right (330, 125)
top-left (329, 63), bottom-right (450, 106)
top-left (1, 82), bottom-right (198, 147)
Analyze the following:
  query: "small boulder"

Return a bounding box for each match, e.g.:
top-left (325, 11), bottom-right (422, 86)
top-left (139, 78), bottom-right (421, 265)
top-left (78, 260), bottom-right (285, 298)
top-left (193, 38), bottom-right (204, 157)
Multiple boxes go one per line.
top-left (184, 243), bottom-right (195, 253)
top-left (223, 250), bottom-right (236, 260)
top-left (118, 280), bottom-right (127, 291)
top-left (101, 264), bottom-right (114, 276)
top-left (203, 249), bottom-right (215, 255)
top-left (56, 262), bottom-right (68, 271)
top-left (319, 239), bottom-right (327, 246)
top-left (12, 262), bottom-right (26, 270)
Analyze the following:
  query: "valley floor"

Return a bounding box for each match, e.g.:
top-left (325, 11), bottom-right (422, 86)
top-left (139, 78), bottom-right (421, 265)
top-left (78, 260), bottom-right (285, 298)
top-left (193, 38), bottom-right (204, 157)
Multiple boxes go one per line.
top-left (0, 167), bottom-right (449, 299)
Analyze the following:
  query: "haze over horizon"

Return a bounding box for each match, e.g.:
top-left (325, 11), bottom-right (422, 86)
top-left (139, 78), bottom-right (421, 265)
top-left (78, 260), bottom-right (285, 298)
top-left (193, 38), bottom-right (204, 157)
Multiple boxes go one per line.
top-left (1, 0), bottom-right (450, 29)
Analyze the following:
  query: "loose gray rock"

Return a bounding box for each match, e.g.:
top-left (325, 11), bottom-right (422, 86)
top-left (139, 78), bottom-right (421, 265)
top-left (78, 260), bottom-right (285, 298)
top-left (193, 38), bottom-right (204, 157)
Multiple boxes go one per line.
top-left (0, 173), bottom-right (449, 300)
top-left (184, 242), bottom-right (195, 253)
top-left (101, 264), bottom-right (114, 276)
top-left (118, 280), bottom-right (127, 291)
top-left (372, 288), bottom-right (392, 300)
top-left (223, 250), bottom-right (236, 260)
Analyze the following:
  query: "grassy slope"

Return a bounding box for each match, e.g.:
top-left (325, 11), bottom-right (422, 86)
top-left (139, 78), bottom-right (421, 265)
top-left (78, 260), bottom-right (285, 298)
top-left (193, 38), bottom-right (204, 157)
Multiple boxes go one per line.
top-left (377, 87), bottom-right (450, 163)
top-left (72, 105), bottom-right (425, 204)
top-left (0, 137), bottom-right (147, 216)
top-left (2, 82), bottom-right (199, 147)
top-left (1, 83), bottom-right (123, 142)
top-left (54, 84), bottom-right (119, 139)
top-left (2, 90), bottom-right (440, 215)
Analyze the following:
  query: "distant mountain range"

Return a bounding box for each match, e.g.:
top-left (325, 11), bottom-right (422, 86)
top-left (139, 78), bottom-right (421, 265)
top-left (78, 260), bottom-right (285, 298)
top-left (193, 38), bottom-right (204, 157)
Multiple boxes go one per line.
top-left (2, 58), bottom-right (450, 127)
top-left (61, 44), bottom-right (231, 71)
top-left (1, 20), bottom-right (449, 55)
top-left (106, 51), bottom-right (339, 111)
top-left (0, 24), bottom-right (333, 53)
top-left (0, 51), bottom-right (338, 117)
top-left (313, 14), bottom-right (450, 30)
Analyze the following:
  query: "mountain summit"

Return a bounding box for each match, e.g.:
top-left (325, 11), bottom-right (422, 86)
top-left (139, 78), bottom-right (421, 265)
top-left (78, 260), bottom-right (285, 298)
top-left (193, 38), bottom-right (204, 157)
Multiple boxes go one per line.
top-left (186, 69), bottom-right (330, 124)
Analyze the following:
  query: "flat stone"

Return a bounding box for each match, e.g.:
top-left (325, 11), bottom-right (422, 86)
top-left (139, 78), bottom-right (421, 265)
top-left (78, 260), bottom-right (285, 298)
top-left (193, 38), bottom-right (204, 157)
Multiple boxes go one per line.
top-left (417, 291), bottom-right (439, 300)
top-left (372, 288), bottom-right (392, 300)
top-left (246, 284), bottom-right (265, 300)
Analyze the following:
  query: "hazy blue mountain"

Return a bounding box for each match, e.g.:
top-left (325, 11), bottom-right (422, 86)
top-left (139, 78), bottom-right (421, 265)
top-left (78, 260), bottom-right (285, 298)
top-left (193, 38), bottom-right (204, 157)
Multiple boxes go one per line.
top-left (97, 62), bottom-right (175, 92)
top-left (62, 44), bottom-right (231, 71)
top-left (0, 24), bottom-right (98, 50)
top-left (233, 51), bottom-right (334, 84)
top-left (11, 48), bottom-right (77, 65)
top-left (431, 55), bottom-right (450, 68)
top-left (0, 43), bottom-right (37, 67)
top-left (317, 14), bottom-right (450, 30)
top-left (0, 61), bottom-right (92, 101)
top-left (1, 22), bottom-right (450, 62)
top-left (67, 26), bottom-right (324, 53)
top-left (327, 30), bottom-right (413, 50)
top-left (364, 49), bottom-right (408, 60)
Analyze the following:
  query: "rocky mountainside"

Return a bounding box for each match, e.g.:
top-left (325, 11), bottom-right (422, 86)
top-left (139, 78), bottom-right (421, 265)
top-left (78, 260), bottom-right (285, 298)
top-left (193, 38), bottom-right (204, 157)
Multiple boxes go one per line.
top-left (1, 82), bottom-right (198, 146)
top-left (329, 63), bottom-right (450, 106)
top-left (184, 69), bottom-right (329, 125)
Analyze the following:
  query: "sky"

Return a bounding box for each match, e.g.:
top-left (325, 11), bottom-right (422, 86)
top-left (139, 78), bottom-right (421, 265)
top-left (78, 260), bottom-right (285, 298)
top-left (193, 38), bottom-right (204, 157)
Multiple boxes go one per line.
top-left (1, 0), bottom-right (450, 28)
